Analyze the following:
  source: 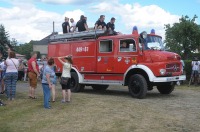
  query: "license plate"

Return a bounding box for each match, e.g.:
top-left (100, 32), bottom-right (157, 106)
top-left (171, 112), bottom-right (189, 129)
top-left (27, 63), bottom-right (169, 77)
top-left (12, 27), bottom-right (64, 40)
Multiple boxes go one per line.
top-left (166, 77), bottom-right (178, 81)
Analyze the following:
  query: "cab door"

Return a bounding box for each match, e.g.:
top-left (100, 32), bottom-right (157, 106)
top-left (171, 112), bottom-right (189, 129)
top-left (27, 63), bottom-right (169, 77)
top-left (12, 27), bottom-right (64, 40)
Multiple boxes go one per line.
top-left (115, 38), bottom-right (138, 73)
top-left (96, 39), bottom-right (115, 73)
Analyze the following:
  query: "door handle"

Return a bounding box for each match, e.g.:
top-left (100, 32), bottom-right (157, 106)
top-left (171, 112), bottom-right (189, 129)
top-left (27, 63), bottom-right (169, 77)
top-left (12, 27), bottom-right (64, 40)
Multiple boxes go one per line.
top-left (98, 56), bottom-right (101, 62)
top-left (118, 57), bottom-right (122, 62)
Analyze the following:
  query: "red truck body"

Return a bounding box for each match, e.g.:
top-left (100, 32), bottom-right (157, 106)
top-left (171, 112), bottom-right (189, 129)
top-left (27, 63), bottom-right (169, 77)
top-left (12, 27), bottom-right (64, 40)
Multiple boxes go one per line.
top-left (48, 28), bottom-right (186, 98)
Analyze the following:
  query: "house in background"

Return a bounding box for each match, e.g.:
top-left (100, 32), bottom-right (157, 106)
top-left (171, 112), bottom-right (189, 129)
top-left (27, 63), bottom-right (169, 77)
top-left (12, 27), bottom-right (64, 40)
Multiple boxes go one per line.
top-left (16, 53), bottom-right (25, 60)
top-left (32, 32), bottom-right (58, 58)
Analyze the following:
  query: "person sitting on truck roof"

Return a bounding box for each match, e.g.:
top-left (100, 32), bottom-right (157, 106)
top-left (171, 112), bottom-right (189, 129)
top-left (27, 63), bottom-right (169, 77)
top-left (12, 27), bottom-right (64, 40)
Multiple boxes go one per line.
top-left (70, 18), bottom-right (77, 32)
top-left (106, 17), bottom-right (118, 35)
top-left (62, 17), bottom-right (70, 34)
top-left (75, 15), bottom-right (88, 32)
top-left (94, 15), bottom-right (106, 30)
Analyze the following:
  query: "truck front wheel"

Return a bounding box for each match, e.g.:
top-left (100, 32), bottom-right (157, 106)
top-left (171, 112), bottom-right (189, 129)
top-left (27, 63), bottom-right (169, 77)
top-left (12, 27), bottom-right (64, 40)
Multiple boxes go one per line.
top-left (70, 72), bottom-right (84, 92)
top-left (92, 85), bottom-right (109, 91)
top-left (157, 83), bottom-right (174, 94)
top-left (128, 74), bottom-right (147, 99)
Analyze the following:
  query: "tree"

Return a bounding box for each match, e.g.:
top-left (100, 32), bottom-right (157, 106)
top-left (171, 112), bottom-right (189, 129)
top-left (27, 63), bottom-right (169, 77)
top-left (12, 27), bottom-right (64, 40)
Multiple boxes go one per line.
top-left (164, 15), bottom-right (200, 59)
top-left (15, 41), bottom-right (33, 59)
top-left (0, 24), bottom-right (10, 59)
top-left (10, 38), bottom-right (18, 47)
top-left (0, 24), bottom-right (14, 59)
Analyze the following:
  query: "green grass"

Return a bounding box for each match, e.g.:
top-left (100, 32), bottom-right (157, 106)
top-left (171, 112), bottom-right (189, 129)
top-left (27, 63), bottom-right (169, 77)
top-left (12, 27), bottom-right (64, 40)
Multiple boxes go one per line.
top-left (0, 82), bottom-right (200, 132)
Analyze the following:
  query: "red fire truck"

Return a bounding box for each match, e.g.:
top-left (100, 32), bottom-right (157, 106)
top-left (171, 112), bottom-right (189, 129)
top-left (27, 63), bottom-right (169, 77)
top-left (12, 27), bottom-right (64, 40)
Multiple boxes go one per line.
top-left (48, 27), bottom-right (186, 99)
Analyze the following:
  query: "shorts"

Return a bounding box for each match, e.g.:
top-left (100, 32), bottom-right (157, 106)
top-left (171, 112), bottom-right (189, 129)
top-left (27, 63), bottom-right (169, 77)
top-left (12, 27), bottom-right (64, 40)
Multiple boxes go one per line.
top-left (52, 76), bottom-right (57, 85)
top-left (61, 78), bottom-right (71, 90)
top-left (0, 71), bottom-right (6, 80)
top-left (192, 70), bottom-right (199, 77)
top-left (28, 72), bottom-right (37, 88)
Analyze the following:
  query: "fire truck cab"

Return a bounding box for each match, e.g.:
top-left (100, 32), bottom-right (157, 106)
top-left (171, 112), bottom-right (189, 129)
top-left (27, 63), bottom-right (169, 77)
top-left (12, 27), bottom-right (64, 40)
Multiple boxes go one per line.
top-left (48, 27), bottom-right (186, 99)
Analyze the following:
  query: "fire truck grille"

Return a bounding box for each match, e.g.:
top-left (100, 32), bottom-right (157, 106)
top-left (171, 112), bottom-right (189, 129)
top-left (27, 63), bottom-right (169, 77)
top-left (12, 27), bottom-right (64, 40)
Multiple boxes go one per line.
top-left (166, 63), bottom-right (180, 72)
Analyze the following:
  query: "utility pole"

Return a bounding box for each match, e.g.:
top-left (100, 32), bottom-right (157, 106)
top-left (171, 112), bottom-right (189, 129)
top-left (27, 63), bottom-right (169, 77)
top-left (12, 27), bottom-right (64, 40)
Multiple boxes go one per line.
top-left (53, 21), bottom-right (55, 33)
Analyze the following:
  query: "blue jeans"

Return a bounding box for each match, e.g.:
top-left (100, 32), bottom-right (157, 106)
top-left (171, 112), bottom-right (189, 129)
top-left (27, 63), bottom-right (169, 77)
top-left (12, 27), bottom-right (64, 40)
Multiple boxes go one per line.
top-left (42, 84), bottom-right (51, 108)
top-left (4, 72), bottom-right (18, 99)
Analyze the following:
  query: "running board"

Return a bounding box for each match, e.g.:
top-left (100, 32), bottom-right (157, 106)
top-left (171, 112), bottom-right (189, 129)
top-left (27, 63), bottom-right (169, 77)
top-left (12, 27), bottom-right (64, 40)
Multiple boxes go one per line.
top-left (81, 79), bottom-right (124, 85)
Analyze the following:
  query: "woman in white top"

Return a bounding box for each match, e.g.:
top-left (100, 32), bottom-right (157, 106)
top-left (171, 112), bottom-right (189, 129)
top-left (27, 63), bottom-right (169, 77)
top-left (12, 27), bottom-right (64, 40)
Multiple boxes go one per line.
top-left (58, 56), bottom-right (73, 103)
top-left (4, 51), bottom-right (19, 101)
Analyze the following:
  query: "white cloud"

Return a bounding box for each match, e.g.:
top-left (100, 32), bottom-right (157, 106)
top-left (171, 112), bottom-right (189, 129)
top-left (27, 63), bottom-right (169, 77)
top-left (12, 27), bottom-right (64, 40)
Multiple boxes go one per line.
top-left (3, 0), bottom-right (111, 5)
top-left (63, 10), bottom-right (84, 22)
top-left (39, 0), bottom-right (90, 4)
top-left (0, 5), bottom-right (84, 43)
top-left (38, 0), bottom-right (118, 5)
top-left (91, 2), bottom-right (180, 38)
top-left (0, 1), bottom-right (181, 43)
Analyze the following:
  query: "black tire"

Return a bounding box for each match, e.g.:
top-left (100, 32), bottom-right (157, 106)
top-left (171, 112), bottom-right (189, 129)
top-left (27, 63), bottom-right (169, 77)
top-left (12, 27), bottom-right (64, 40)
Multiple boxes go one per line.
top-left (92, 85), bottom-right (109, 91)
top-left (157, 83), bottom-right (175, 94)
top-left (70, 72), bottom-right (84, 92)
top-left (128, 74), bottom-right (147, 99)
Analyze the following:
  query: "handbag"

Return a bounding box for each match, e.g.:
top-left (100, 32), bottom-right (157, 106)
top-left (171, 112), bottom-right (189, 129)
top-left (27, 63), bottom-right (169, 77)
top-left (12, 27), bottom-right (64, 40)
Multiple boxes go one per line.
top-left (60, 77), bottom-right (70, 85)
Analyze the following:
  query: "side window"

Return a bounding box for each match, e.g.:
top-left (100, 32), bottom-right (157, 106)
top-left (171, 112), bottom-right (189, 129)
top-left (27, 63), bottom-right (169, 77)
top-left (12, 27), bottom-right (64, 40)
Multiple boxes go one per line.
top-left (99, 40), bottom-right (113, 53)
top-left (120, 39), bottom-right (136, 52)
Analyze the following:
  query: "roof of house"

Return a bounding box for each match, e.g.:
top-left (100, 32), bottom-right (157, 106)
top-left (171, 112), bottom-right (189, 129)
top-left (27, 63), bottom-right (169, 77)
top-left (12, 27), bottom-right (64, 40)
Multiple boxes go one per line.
top-left (16, 53), bottom-right (25, 57)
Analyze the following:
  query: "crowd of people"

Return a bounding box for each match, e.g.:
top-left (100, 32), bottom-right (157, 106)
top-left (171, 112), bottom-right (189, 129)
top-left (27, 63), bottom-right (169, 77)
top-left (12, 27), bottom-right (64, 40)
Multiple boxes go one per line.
top-left (0, 49), bottom-right (73, 109)
top-left (62, 15), bottom-right (118, 35)
top-left (190, 57), bottom-right (200, 85)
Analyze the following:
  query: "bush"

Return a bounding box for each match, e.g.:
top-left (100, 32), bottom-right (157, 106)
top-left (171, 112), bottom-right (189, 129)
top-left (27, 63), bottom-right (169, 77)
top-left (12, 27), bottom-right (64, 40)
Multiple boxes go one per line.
top-left (183, 60), bottom-right (192, 80)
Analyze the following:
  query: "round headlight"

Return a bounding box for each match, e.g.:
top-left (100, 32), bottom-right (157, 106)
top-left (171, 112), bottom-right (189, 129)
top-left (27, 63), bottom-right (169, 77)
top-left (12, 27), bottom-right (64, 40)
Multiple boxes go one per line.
top-left (160, 69), bottom-right (166, 75)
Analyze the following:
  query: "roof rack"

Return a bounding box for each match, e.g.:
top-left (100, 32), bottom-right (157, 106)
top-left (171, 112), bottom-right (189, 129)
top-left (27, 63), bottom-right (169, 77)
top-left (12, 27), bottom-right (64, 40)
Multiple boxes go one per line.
top-left (50, 29), bottom-right (106, 42)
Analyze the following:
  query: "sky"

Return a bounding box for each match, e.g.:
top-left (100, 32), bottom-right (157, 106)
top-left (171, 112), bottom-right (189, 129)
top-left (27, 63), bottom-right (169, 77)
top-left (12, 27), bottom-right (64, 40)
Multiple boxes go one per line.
top-left (0, 0), bottom-right (200, 43)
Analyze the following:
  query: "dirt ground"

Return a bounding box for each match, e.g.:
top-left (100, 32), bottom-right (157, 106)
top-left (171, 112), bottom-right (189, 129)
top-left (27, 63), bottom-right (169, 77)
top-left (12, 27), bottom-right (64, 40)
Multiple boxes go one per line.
top-left (1, 82), bottom-right (200, 132)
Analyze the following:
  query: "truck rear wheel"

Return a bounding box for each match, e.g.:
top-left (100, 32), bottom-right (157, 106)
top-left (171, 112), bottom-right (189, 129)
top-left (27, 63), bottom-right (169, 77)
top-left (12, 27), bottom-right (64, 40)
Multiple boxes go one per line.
top-left (157, 83), bottom-right (174, 94)
top-left (128, 74), bottom-right (147, 99)
top-left (92, 85), bottom-right (109, 91)
top-left (70, 72), bottom-right (84, 92)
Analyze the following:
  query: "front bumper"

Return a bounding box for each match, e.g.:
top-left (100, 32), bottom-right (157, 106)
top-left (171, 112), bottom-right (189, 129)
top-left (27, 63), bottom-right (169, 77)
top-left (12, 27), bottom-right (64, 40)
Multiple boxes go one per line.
top-left (152, 75), bottom-right (186, 82)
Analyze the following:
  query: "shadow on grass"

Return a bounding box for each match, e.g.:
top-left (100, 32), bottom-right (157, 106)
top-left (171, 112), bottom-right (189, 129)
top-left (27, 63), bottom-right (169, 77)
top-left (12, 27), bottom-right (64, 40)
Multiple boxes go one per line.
top-left (80, 87), bottom-right (177, 99)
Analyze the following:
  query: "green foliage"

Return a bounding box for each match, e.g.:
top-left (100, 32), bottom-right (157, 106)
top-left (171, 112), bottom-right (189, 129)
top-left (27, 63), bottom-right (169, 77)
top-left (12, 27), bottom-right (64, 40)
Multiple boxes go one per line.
top-left (15, 42), bottom-right (33, 59)
top-left (183, 60), bottom-right (192, 80)
top-left (36, 51), bottom-right (41, 59)
top-left (10, 38), bottom-right (18, 47)
top-left (0, 24), bottom-right (10, 58)
top-left (165, 15), bottom-right (200, 59)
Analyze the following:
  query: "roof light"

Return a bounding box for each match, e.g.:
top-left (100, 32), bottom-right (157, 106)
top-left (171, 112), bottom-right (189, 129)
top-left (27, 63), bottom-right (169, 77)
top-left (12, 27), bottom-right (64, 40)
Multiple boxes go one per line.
top-left (132, 26), bottom-right (138, 35)
top-left (151, 29), bottom-right (155, 34)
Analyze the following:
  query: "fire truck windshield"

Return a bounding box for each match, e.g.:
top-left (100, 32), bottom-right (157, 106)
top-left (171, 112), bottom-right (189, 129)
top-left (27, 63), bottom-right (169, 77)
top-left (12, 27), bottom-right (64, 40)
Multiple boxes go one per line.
top-left (144, 35), bottom-right (163, 50)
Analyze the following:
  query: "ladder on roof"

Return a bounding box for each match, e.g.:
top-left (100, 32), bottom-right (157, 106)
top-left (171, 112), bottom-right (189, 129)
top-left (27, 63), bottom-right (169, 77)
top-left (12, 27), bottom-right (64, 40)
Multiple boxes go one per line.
top-left (50, 29), bottom-right (106, 42)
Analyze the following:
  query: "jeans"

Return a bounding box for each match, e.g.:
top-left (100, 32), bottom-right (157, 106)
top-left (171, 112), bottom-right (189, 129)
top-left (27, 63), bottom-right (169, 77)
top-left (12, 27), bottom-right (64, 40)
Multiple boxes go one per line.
top-left (4, 72), bottom-right (18, 99)
top-left (42, 84), bottom-right (51, 108)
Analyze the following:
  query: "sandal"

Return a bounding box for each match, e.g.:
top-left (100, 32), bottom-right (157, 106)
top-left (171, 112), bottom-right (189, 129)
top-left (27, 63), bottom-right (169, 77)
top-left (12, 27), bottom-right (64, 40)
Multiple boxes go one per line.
top-left (32, 97), bottom-right (37, 99)
top-left (0, 91), bottom-right (5, 94)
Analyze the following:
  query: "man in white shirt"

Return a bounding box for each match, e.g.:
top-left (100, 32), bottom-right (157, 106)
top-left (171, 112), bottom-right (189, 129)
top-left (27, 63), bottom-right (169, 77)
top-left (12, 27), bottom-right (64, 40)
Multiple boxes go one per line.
top-left (70, 18), bottom-right (77, 32)
top-left (191, 57), bottom-right (200, 85)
